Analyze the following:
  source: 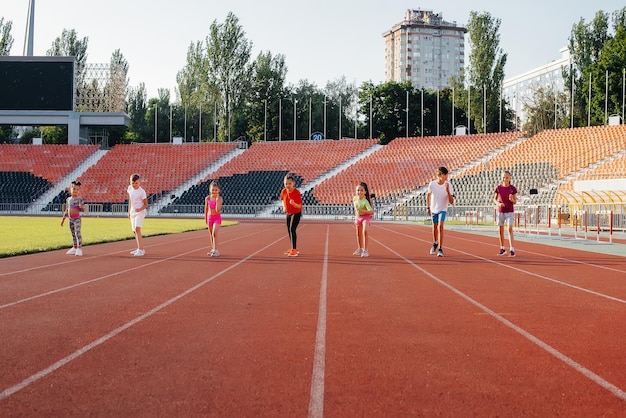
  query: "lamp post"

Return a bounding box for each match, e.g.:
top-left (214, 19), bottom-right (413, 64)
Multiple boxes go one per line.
top-left (264, 99), bottom-right (267, 141)
top-left (293, 98), bottom-right (297, 140)
top-left (154, 103), bottom-right (158, 143)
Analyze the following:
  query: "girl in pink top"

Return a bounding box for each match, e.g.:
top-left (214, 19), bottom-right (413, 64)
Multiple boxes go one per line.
top-left (204, 181), bottom-right (223, 257)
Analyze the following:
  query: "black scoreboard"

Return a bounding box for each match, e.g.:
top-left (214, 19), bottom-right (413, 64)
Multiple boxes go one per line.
top-left (0, 57), bottom-right (75, 111)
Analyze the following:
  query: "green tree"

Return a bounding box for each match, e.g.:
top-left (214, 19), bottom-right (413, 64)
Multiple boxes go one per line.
top-left (323, 76), bottom-right (357, 140)
top-left (246, 51), bottom-right (288, 142)
top-left (206, 12), bottom-right (253, 141)
top-left (565, 11), bottom-right (611, 125)
top-left (0, 17), bottom-right (14, 55)
top-left (465, 11), bottom-right (509, 133)
top-left (522, 87), bottom-right (569, 135)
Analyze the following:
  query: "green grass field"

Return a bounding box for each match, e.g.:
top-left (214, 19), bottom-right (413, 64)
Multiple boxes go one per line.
top-left (0, 216), bottom-right (236, 258)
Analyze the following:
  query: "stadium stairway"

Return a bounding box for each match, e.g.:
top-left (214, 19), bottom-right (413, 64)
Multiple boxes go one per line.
top-left (146, 147), bottom-right (246, 216)
top-left (27, 149), bottom-right (108, 214)
top-left (257, 143), bottom-right (384, 217)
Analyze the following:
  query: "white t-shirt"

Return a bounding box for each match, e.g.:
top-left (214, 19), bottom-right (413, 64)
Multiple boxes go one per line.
top-left (127, 185), bottom-right (147, 215)
top-left (427, 180), bottom-right (454, 213)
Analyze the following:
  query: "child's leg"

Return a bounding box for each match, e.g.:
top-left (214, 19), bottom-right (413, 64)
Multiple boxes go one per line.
top-left (69, 220), bottom-right (78, 248)
top-left (355, 224), bottom-right (363, 249)
top-left (507, 223), bottom-right (515, 249)
top-left (362, 222), bottom-right (369, 250)
top-left (135, 226), bottom-right (143, 249)
top-left (498, 226), bottom-right (506, 247)
top-left (212, 224), bottom-right (220, 250)
top-left (432, 222), bottom-right (439, 244)
top-left (437, 222), bottom-right (445, 248)
top-left (75, 218), bottom-right (82, 248)
top-left (288, 213), bottom-right (301, 249)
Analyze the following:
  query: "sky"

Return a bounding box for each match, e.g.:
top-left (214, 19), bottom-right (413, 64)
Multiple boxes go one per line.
top-left (2, 0), bottom-right (624, 99)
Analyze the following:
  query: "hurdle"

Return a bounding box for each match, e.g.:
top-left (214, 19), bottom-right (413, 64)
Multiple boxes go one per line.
top-left (595, 210), bottom-right (614, 244)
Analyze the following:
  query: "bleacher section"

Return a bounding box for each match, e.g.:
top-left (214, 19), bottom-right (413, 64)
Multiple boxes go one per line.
top-left (308, 132), bottom-right (524, 205)
top-left (455, 125), bottom-right (626, 205)
top-left (68, 143), bottom-right (238, 210)
top-left (161, 171), bottom-right (303, 215)
top-left (0, 144), bottom-right (99, 205)
top-left (210, 139), bottom-right (378, 184)
top-left (1, 125), bottom-right (624, 215)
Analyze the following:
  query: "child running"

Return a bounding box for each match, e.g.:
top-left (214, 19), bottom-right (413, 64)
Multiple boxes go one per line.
top-left (352, 182), bottom-right (374, 257)
top-left (204, 180), bottom-right (223, 257)
top-left (280, 173), bottom-right (302, 257)
top-left (494, 170), bottom-right (517, 257)
top-left (60, 180), bottom-right (85, 256)
top-left (127, 173), bottom-right (148, 257)
top-left (426, 166), bottom-right (454, 257)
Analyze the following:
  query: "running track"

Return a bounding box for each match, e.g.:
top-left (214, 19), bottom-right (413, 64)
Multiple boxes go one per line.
top-left (1, 220), bottom-right (625, 417)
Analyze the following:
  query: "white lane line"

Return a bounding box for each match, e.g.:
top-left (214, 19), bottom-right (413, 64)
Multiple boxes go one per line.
top-left (377, 226), bottom-right (626, 305)
top-left (0, 229), bottom-right (276, 310)
top-left (308, 225), bottom-right (329, 418)
top-left (374, 237), bottom-right (626, 402)
top-left (0, 236), bottom-right (284, 401)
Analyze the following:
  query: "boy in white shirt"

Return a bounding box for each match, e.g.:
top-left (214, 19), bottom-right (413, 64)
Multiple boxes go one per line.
top-left (127, 173), bottom-right (148, 256)
top-left (426, 167), bottom-right (454, 257)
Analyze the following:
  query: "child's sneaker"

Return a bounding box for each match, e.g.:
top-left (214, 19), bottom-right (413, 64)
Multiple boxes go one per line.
top-left (74, 248), bottom-right (83, 257)
top-left (211, 249), bottom-right (220, 257)
top-left (288, 249), bottom-right (299, 257)
top-left (134, 249), bottom-right (145, 257)
top-left (66, 248), bottom-right (76, 255)
top-left (437, 248), bottom-right (444, 257)
top-left (361, 249), bottom-right (369, 257)
top-left (430, 243), bottom-right (438, 255)
top-left (509, 250), bottom-right (516, 257)
top-left (353, 248), bottom-right (362, 256)
top-left (130, 249), bottom-right (139, 254)
top-left (497, 248), bottom-right (507, 256)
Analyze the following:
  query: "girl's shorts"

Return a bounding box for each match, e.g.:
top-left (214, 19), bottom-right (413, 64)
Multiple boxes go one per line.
top-left (208, 214), bottom-right (222, 227)
top-left (497, 212), bottom-right (514, 226)
top-left (355, 214), bottom-right (373, 226)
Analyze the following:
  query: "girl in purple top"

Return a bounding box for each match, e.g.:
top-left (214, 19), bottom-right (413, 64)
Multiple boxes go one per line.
top-left (493, 170), bottom-right (517, 257)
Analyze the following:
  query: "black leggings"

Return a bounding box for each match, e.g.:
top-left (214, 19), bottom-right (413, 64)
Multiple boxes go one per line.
top-left (286, 212), bottom-right (301, 249)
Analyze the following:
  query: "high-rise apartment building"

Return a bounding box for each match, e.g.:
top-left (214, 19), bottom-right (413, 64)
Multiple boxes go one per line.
top-left (383, 9), bottom-right (467, 90)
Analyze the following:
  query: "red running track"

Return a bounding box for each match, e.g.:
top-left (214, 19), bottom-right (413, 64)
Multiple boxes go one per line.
top-left (1, 220), bottom-right (625, 417)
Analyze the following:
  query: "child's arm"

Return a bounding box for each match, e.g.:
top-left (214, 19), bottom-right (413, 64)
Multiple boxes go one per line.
top-left (494, 191), bottom-right (503, 207)
top-left (446, 183), bottom-right (454, 204)
top-left (509, 192), bottom-right (517, 205)
top-left (138, 198), bottom-right (148, 212)
top-left (216, 196), bottom-right (223, 213)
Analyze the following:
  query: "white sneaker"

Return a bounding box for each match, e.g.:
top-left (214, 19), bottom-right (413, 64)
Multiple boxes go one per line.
top-left (361, 249), bottom-right (369, 257)
top-left (130, 249), bottom-right (139, 254)
top-left (75, 249), bottom-right (83, 257)
top-left (66, 248), bottom-right (76, 255)
top-left (133, 249), bottom-right (145, 257)
top-left (210, 249), bottom-right (220, 257)
top-left (353, 248), bottom-right (362, 256)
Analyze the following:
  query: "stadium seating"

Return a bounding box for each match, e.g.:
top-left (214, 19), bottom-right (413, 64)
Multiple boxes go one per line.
top-left (309, 132), bottom-right (524, 205)
top-left (77, 143), bottom-right (238, 204)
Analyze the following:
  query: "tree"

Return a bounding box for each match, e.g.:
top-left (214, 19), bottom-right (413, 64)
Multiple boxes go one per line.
top-left (465, 11), bottom-right (509, 133)
top-left (323, 76), bottom-right (357, 140)
top-left (126, 83), bottom-right (148, 140)
top-left (0, 17), bottom-right (13, 55)
top-left (565, 11), bottom-right (611, 125)
top-left (522, 87), bottom-right (569, 135)
top-left (205, 12), bottom-right (253, 141)
top-left (246, 50), bottom-right (288, 142)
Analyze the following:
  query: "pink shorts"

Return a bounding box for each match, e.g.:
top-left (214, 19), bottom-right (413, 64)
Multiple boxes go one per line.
top-left (354, 214), bottom-right (373, 226)
top-left (208, 214), bottom-right (222, 227)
